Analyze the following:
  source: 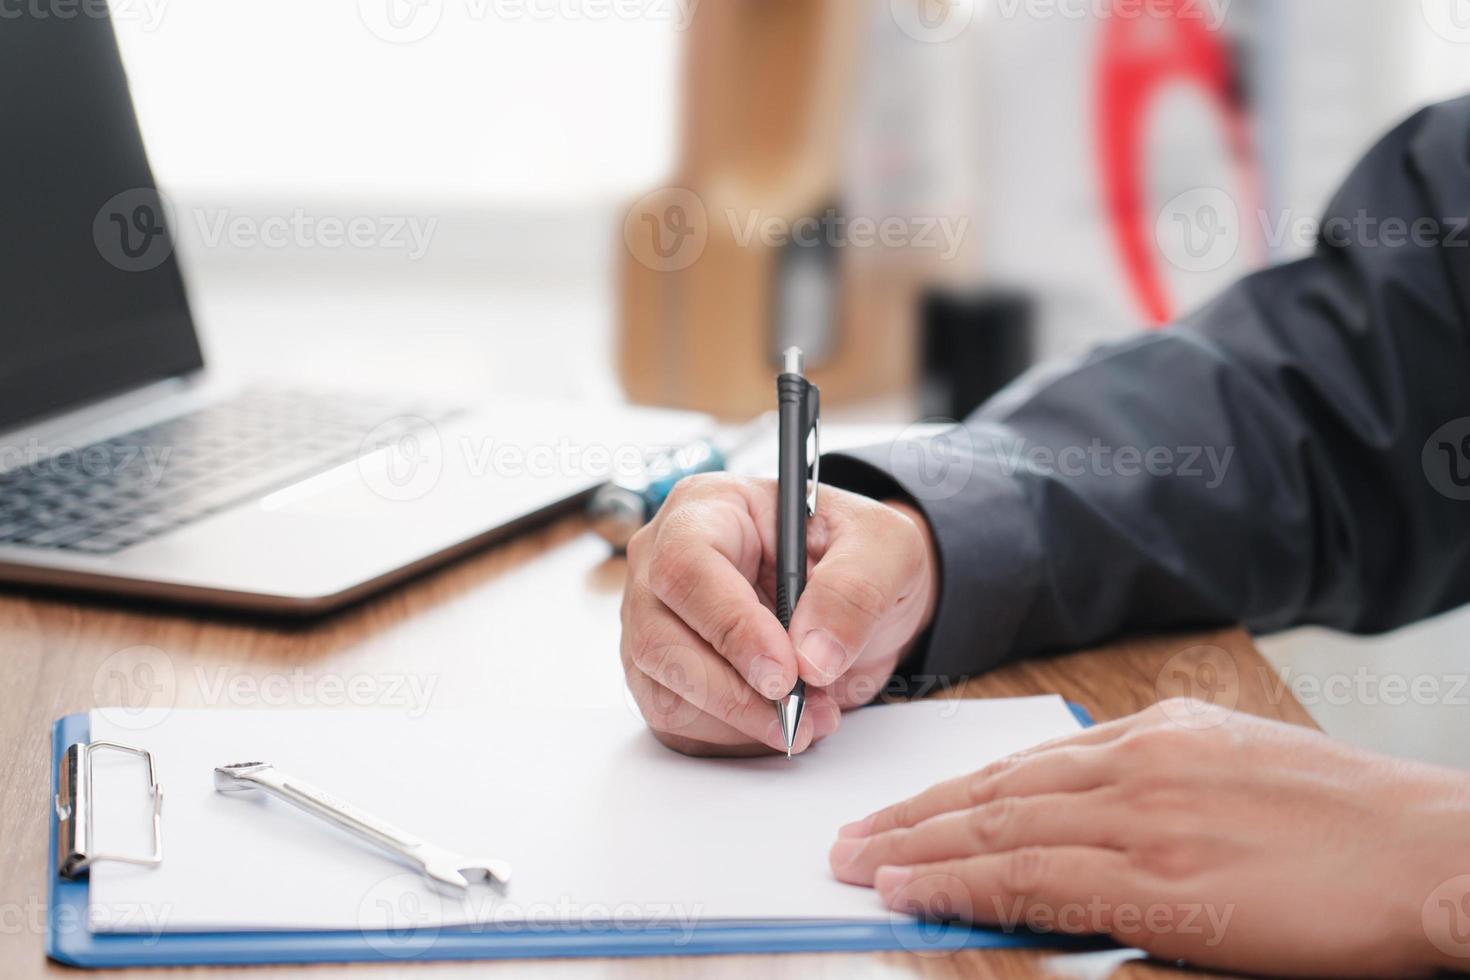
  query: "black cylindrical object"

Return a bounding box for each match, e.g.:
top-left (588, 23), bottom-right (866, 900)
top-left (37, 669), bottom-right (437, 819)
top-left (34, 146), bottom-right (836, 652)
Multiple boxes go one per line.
top-left (920, 288), bottom-right (1036, 421)
top-left (776, 370), bottom-right (808, 630)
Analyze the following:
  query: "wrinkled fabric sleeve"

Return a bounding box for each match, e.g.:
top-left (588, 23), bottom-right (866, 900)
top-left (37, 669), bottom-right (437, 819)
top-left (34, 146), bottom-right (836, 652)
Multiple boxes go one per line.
top-left (822, 97), bottom-right (1470, 685)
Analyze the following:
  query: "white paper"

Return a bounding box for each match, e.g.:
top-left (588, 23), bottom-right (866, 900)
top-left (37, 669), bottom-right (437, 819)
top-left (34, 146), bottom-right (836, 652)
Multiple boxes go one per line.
top-left (87, 696), bottom-right (1082, 934)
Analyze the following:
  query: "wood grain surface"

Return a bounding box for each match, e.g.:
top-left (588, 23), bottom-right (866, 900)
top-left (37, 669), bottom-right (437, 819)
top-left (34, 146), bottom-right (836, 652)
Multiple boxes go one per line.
top-left (0, 515), bottom-right (1315, 979)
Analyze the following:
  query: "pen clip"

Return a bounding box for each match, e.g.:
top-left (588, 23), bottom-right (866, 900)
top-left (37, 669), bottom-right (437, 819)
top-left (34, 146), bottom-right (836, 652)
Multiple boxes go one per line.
top-left (807, 418), bottom-right (820, 517)
top-left (803, 383), bottom-right (820, 518)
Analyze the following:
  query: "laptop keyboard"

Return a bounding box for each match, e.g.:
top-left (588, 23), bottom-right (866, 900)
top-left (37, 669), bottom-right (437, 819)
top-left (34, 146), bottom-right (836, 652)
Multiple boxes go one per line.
top-left (0, 390), bottom-right (442, 556)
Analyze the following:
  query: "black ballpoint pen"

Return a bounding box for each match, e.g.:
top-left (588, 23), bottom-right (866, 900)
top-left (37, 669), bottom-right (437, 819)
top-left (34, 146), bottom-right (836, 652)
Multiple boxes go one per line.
top-left (774, 346), bottom-right (820, 758)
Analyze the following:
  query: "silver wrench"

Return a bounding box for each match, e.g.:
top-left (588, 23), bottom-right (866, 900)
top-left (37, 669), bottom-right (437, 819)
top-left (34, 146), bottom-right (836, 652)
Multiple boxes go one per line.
top-left (213, 761), bottom-right (511, 894)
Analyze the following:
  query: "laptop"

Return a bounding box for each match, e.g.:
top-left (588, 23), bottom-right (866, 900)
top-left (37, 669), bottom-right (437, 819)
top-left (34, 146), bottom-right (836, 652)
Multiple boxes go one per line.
top-left (0, 10), bottom-right (706, 613)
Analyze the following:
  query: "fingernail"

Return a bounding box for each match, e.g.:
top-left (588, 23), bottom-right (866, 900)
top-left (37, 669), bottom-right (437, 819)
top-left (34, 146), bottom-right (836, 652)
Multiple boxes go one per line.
top-left (748, 655), bottom-right (789, 700)
top-left (828, 838), bottom-right (866, 871)
top-left (838, 814), bottom-right (873, 839)
top-left (874, 865), bottom-right (913, 899)
top-left (798, 630), bottom-right (847, 683)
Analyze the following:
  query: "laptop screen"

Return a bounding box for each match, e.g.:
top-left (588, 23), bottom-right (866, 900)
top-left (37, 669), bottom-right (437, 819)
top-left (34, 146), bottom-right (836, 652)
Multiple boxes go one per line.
top-left (0, 9), bottom-right (204, 433)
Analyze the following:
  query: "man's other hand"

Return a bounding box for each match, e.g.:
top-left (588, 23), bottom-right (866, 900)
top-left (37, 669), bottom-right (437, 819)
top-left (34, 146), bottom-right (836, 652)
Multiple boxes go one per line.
top-left (830, 702), bottom-right (1470, 977)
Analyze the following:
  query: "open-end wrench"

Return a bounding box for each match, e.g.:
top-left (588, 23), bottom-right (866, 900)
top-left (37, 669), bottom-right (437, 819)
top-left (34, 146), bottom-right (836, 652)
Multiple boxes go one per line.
top-left (213, 761), bottom-right (511, 895)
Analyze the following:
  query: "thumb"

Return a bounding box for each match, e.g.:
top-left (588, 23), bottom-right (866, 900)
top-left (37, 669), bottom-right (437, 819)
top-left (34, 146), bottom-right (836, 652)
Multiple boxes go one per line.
top-left (788, 511), bottom-right (924, 686)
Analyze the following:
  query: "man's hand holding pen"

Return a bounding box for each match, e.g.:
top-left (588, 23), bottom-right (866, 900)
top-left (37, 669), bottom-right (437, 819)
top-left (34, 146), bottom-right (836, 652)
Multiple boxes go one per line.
top-left (618, 475), bottom-right (939, 757)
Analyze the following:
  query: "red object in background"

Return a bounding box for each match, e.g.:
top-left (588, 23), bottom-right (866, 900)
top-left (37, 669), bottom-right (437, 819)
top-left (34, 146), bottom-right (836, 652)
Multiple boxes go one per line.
top-left (1097, 0), bottom-right (1263, 327)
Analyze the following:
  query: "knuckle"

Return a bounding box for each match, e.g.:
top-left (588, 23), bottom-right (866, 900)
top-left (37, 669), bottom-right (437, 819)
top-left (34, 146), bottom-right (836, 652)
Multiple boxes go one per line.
top-left (661, 475), bottom-right (704, 508)
top-left (1119, 725), bottom-right (1193, 765)
top-left (713, 687), bottom-right (746, 726)
top-left (707, 601), bottom-right (752, 659)
top-left (684, 471), bottom-right (734, 493)
top-left (630, 623), bottom-right (681, 677)
top-left (884, 829), bottom-right (916, 865)
top-left (629, 673), bottom-right (681, 732)
top-left (890, 798), bottom-right (918, 832)
top-left (1154, 696), bottom-right (1233, 729)
top-left (666, 472), bottom-right (738, 507)
top-left (1000, 847), bottom-right (1051, 898)
top-left (966, 757), bottom-right (1012, 806)
top-left (646, 540), bottom-right (697, 607)
top-left (967, 798), bottom-right (1016, 853)
top-left (625, 523), bottom-right (654, 565)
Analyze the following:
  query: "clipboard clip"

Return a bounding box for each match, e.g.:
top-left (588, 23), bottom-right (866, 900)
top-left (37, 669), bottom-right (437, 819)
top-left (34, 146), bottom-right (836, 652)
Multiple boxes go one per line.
top-left (56, 740), bottom-right (164, 879)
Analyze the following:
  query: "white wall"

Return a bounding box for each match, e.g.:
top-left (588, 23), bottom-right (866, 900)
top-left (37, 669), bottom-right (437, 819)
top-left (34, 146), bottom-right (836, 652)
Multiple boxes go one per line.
top-left (109, 0), bottom-right (682, 204)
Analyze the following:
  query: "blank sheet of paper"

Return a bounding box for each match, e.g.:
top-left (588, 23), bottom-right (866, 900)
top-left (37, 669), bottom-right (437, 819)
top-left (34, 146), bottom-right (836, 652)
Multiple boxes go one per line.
top-left (87, 696), bottom-right (1083, 932)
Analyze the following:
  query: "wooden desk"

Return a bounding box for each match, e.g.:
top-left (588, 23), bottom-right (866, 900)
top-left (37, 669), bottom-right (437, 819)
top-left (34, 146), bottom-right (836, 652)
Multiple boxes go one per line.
top-left (0, 516), bottom-right (1315, 980)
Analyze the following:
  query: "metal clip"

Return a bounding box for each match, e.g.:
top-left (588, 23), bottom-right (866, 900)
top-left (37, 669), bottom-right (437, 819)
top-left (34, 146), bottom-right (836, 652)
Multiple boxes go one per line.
top-left (56, 741), bottom-right (164, 879)
top-left (806, 417), bottom-right (820, 517)
top-left (803, 379), bottom-right (821, 518)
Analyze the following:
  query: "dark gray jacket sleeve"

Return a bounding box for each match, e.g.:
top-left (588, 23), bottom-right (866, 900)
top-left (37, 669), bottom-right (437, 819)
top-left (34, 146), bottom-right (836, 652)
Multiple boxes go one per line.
top-left (823, 96), bottom-right (1470, 685)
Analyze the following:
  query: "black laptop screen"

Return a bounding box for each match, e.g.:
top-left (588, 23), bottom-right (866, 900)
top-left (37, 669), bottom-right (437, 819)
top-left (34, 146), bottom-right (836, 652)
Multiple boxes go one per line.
top-left (0, 9), bottom-right (204, 433)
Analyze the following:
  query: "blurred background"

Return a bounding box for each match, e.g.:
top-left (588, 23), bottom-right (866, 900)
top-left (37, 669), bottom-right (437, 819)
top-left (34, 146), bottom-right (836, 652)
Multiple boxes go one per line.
top-left (113, 0), bottom-right (1470, 761)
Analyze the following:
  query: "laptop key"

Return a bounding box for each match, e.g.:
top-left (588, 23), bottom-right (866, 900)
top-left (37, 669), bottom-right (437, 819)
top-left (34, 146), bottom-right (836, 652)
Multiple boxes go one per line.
top-left (26, 524), bottom-right (105, 548)
top-left (64, 535), bottom-right (127, 555)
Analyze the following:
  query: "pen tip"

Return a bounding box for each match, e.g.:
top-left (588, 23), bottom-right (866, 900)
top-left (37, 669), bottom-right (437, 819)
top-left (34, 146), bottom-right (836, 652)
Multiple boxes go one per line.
top-left (776, 689), bottom-right (805, 759)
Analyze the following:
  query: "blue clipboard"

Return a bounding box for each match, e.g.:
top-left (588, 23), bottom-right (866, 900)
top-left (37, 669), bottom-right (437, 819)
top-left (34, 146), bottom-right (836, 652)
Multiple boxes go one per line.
top-left (47, 707), bottom-right (1100, 967)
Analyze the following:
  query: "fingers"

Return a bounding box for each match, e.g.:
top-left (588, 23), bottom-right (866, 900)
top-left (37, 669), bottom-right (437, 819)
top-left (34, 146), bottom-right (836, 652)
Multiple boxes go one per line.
top-left (621, 575), bottom-right (842, 754)
top-left (829, 791), bottom-right (1125, 885)
top-left (632, 662), bottom-right (841, 755)
top-left (787, 502), bottom-right (929, 686)
top-left (622, 585), bottom-right (792, 751)
top-left (839, 742), bottom-right (1122, 838)
top-left (874, 846), bottom-right (1148, 935)
top-left (645, 492), bottom-right (798, 699)
top-left (636, 675), bottom-right (834, 757)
